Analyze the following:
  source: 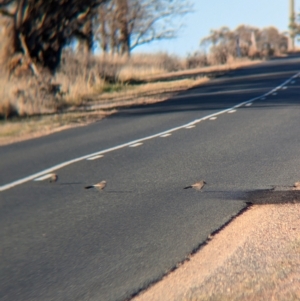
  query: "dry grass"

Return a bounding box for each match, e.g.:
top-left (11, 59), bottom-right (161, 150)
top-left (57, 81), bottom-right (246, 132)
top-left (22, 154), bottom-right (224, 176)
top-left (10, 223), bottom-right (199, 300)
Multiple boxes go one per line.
top-left (145, 58), bottom-right (260, 82)
top-left (0, 74), bottom-right (59, 118)
top-left (0, 49), bottom-right (259, 119)
top-left (52, 52), bottom-right (180, 106)
top-left (0, 47), bottom-right (261, 146)
top-left (125, 52), bottom-right (184, 72)
top-left (117, 65), bottom-right (165, 82)
top-left (86, 77), bottom-right (210, 103)
top-left (0, 110), bottom-right (114, 146)
top-left (0, 49), bottom-right (260, 145)
top-left (54, 70), bottom-right (104, 106)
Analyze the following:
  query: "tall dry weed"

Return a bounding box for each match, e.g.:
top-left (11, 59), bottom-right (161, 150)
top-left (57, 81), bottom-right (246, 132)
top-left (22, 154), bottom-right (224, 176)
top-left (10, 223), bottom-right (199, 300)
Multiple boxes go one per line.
top-left (56, 51), bottom-right (184, 96)
top-left (186, 52), bottom-right (209, 69)
top-left (0, 74), bottom-right (60, 118)
top-left (117, 65), bottom-right (165, 82)
top-left (128, 53), bottom-right (184, 72)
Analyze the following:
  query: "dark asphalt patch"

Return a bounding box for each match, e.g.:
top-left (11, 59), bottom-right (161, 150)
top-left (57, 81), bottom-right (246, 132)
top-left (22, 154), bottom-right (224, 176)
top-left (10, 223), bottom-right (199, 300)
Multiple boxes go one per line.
top-left (245, 189), bottom-right (300, 205)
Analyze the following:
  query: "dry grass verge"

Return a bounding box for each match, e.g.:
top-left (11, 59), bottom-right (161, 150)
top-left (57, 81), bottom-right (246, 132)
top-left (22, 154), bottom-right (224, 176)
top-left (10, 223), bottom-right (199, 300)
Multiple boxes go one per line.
top-left (0, 57), bottom-right (261, 146)
top-left (0, 51), bottom-right (260, 119)
top-left (81, 77), bottom-right (210, 104)
top-left (0, 52), bottom-right (261, 145)
top-left (0, 74), bottom-right (59, 118)
top-left (144, 59), bottom-right (261, 82)
top-left (0, 110), bottom-right (114, 146)
top-left (0, 77), bottom-right (208, 146)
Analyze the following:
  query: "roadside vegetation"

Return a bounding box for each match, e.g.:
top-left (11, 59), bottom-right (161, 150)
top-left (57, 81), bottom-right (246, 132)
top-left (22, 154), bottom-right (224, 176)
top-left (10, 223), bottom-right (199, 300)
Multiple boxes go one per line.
top-left (0, 1), bottom-right (292, 144)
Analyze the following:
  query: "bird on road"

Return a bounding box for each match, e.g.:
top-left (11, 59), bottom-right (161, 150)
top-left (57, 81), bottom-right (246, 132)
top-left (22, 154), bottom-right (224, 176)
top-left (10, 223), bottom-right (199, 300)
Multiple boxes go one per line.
top-left (293, 181), bottom-right (300, 190)
top-left (184, 180), bottom-right (207, 191)
top-left (49, 173), bottom-right (58, 183)
top-left (85, 180), bottom-right (107, 191)
top-left (269, 181), bottom-right (300, 190)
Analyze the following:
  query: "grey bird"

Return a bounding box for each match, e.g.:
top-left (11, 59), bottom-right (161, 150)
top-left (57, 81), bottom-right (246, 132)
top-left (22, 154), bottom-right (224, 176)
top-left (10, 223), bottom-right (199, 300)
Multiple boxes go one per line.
top-left (269, 181), bottom-right (300, 190)
top-left (49, 173), bottom-right (58, 183)
top-left (85, 180), bottom-right (107, 191)
top-left (184, 180), bottom-right (207, 191)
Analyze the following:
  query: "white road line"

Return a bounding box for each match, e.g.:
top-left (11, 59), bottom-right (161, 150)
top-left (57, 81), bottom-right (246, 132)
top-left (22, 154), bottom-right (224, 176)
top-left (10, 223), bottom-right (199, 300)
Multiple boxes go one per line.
top-left (282, 86), bottom-right (287, 90)
top-left (228, 110), bottom-right (236, 113)
top-left (160, 133), bottom-right (172, 137)
top-left (185, 125), bottom-right (195, 129)
top-left (1, 71), bottom-right (299, 192)
top-left (129, 143), bottom-right (143, 147)
top-left (245, 103), bottom-right (252, 107)
top-left (86, 155), bottom-right (104, 160)
top-left (209, 117), bottom-right (217, 120)
top-left (34, 174), bottom-right (54, 181)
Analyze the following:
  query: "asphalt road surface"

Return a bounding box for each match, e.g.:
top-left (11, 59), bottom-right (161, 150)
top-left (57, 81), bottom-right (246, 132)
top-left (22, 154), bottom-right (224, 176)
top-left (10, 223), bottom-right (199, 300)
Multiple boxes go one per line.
top-left (1, 54), bottom-right (300, 301)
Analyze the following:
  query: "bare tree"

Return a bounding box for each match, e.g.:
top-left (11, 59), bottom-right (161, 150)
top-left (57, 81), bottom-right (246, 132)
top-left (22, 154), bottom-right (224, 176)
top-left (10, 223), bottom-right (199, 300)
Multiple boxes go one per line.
top-left (129, 0), bottom-right (192, 51)
top-left (94, 0), bottom-right (192, 56)
top-left (97, 3), bottom-right (109, 53)
top-left (116, 0), bottom-right (130, 55)
top-left (74, 19), bottom-right (93, 55)
top-left (255, 27), bottom-right (288, 57)
top-left (95, 1), bottom-right (119, 55)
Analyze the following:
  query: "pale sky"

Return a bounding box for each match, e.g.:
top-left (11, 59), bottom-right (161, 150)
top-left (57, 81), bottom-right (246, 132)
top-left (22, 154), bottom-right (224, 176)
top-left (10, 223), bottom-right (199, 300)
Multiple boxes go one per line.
top-left (134, 0), bottom-right (299, 57)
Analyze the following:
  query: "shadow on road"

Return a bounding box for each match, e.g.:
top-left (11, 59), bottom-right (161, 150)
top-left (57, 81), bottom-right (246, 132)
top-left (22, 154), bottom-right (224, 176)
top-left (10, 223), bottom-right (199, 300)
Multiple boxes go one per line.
top-left (203, 189), bottom-right (300, 205)
top-left (108, 55), bottom-right (300, 119)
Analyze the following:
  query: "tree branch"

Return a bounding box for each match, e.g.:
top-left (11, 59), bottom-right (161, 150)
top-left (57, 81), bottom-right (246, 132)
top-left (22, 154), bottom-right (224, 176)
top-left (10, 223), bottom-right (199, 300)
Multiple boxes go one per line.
top-left (19, 33), bottom-right (40, 77)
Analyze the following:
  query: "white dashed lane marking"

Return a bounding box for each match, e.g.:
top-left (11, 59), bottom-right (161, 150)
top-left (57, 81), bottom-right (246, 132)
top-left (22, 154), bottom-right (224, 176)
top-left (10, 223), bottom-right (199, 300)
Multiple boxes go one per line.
top-left (160, 133), bottom-right (172, 137)
top-left (185, 125), bottom-right (196, 129)
top-left (86, 155), bottom-right (104, 161)
top-left (282, 86), bottom-right (287, 90)
top-left (1, 71), bottom-right (299, 192)
top-left (129, 143), bottom-right (143, 148)
top-left (228, 110), bottom-right (236, 113)
top-left (34, 174), bottom-right (55, 181)
top-left (245, 103), bottom-right (252, 107)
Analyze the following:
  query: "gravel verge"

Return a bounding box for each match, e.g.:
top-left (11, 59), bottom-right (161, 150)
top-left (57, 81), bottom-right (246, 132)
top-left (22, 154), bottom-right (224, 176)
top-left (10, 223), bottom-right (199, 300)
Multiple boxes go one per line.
top-left (132, 202), bottom-right (300, 301)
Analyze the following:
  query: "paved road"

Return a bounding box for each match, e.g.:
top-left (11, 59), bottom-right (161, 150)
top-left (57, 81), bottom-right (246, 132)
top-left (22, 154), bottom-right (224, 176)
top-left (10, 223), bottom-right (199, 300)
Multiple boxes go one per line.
top-left (1, 55), bottom-right (300, 301)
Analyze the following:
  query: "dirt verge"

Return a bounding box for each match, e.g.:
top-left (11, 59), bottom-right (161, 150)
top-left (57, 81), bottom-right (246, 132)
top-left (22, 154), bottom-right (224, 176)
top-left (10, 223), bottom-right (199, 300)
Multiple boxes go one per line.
top-left (132, 203), bottom-right (300, 301)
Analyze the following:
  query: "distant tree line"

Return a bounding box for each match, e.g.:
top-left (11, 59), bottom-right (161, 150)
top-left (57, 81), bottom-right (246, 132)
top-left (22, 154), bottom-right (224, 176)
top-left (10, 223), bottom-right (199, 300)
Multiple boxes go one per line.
top-left (201, 25), bottom-right (289, 63)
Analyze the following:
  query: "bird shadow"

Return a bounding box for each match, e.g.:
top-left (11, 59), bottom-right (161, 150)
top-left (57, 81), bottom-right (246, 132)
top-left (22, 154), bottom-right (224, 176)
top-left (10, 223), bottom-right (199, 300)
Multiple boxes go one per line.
top-left (104, 190), bottom-right (134, 193)
top-left (58, 182), bottom-right (83, 185)
top-left (202, 189), bottom-right (300, 205)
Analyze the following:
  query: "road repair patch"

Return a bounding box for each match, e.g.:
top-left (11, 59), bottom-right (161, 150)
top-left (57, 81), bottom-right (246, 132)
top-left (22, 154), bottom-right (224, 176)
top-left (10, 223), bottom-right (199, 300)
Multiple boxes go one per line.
top-left (245, 189), bottom-right (300, 205)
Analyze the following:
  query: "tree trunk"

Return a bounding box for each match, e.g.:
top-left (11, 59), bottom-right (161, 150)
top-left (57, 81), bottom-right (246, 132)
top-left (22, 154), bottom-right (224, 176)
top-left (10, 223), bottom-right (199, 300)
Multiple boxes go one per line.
top-left (116, 0), bottom-right (130, 56)
top-left (99, 5), bottom-right (108, 53)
